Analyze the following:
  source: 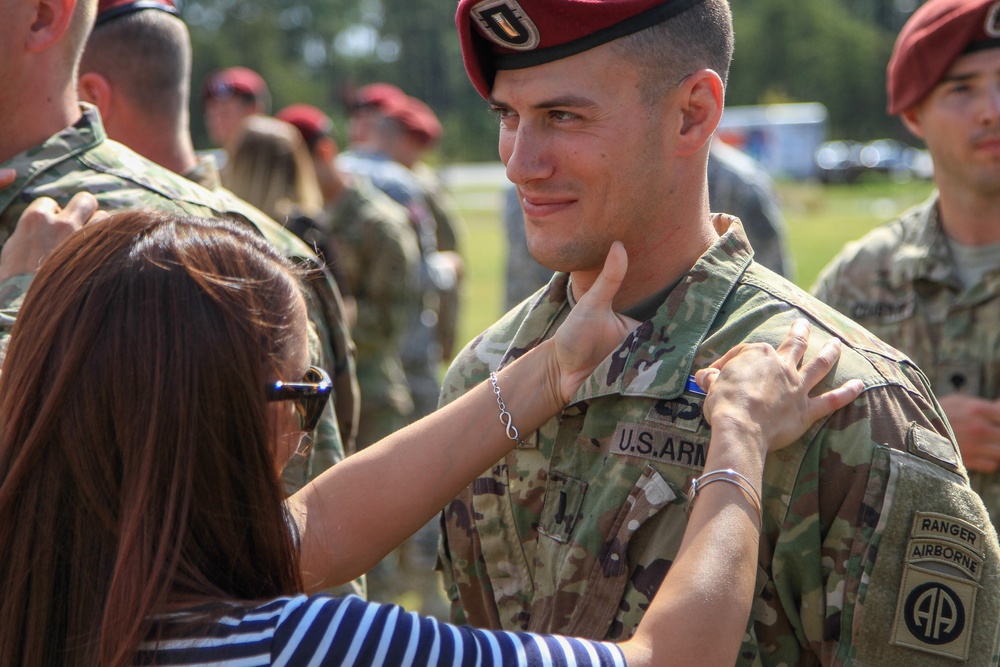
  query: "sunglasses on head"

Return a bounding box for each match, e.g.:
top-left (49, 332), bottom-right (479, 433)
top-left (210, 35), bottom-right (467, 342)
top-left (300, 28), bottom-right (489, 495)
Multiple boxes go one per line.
top-left (265, 366), bottom-right (332, 432)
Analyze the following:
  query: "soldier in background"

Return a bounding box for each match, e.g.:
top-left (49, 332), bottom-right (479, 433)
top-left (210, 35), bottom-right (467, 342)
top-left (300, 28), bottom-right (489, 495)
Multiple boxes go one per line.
top-left (277, 103), bottom-right (421, 451)
top-left (201, 66), bottom-right (269, 155)
top-left (504, 138), bottom-right (792, 310)
top-left (440, 0), bottom-right (1000, 664)
top-left (338, 89), bottom-right (460, 422)
top-left (379, 94), bottom-right (467, 362)
top-left (279, 103), bottom-right (447, 618)
top-left (75, 0), bottom-right (359, 470)
top-left (814, 0), bottom-right (1000, 528)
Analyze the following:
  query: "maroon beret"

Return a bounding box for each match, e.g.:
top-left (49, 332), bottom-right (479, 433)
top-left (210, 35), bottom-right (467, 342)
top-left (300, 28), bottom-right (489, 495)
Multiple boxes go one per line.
top-left (276, 104), bottom-right (335, 150)
top-left (201, 67), bottom-right (269, 104)
top-left (95, 0), bottom-right (177, 26)
top-left (888, 0), bottom-right (1000, 114)
top-left (349, 83), bottom-right (407, 113)
top-left (383, 96), bottom-right (443, 145)
top-left (457, 0), bottom-right (705, 99)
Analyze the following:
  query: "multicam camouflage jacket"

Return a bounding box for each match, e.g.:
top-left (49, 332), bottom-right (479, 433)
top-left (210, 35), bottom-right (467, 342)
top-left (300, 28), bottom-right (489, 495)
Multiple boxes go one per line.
top-left (323, 182), bottom-right (420, 429)
top-left (813, 193), bottom-right (1000, 531)
top-left (438, 216), bottom-right (1000, 666)
top-left (0, 105), bottom-right (357, 483)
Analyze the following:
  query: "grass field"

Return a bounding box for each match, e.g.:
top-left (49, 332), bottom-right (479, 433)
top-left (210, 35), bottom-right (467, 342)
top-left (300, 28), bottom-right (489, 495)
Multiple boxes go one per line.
top-left (448, 169), bottom-right (936, 352)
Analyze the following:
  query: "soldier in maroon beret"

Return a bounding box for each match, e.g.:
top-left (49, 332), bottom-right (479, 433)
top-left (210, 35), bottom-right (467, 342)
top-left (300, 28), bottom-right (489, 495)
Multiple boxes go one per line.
top-left (346, 82), bottom-right (407, 153)
top-left (76, 0), bottom-right (365, 553)
top-left (201, 66), bottom-right (270, 151)
top-left (441, 0), bottom-right (1000, 665)
top-left (816, 0), bottom-right (1000, 568)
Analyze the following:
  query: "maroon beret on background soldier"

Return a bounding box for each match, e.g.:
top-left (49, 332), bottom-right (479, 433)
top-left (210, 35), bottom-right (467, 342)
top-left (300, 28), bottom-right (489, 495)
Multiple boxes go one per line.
top-left (277, 104), bottom-right (335, 152)
top-left (348, 83), bottom-right (407, 113)
top-left (887, 0), bottom-right (1000, 114)
top-left (382, 96), bottom-right (443, 147)
top-left (201, 67), bottom-right (270, 107)
top-left (95, 0), bottom-right (176, 25)
top-left (457, 0), bottom-right (705, 98)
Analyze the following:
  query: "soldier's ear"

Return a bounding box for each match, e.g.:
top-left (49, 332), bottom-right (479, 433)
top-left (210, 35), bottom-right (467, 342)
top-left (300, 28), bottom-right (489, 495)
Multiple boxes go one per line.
top-left (25, 0), bottom-right (77, 54)
top-left (78, 72), bottom-right (113, 119)
top-left (900, 107), bottom-right (927, 142)
top-left (674, 69), bottom-right (724, 158)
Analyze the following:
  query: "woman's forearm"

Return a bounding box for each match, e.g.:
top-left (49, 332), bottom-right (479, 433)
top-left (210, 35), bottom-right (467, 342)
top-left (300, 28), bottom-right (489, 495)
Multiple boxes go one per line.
top-left (620, 419), bottom-right (767, 666)
top-left (292, 338), bottom-right (566, 591)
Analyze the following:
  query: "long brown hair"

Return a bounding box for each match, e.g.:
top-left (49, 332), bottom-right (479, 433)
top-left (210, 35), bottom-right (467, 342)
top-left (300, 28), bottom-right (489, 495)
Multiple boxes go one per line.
top-left (0, 209), bottom-right (306, 666)
top-left (223, 115), bottom-right (325, 223)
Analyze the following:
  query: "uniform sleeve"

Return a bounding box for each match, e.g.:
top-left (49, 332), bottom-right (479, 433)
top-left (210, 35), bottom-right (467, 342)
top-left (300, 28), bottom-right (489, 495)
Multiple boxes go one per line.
top-left (0, 273), bottom-right (33, 364)
top-left (352, 219), bottom-right (420, 361)
top-left (764, 376), bottom-right (1000, 666)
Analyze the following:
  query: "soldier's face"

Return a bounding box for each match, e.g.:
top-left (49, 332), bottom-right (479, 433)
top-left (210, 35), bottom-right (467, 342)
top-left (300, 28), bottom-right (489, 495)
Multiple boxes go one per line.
top-left (904, 48), bottom-right (1000, 198)
top-left (491, 42), bottom-right (674, 276)
top-left (204, 95), bottom-right (255, 149)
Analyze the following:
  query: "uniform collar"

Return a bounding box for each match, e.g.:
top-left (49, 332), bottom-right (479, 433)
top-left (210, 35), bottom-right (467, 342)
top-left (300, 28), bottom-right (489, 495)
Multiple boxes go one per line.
top-left (890, 193), bottom-right (963, 290)
top-left (183, 152), bottom-right (223, 191)
top-left (0, 104), bottom-right (106, 215)
top-left (502, 215), bottom-right (753, 404)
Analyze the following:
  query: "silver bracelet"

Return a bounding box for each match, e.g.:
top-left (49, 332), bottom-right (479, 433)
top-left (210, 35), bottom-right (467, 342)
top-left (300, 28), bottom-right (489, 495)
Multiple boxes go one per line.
top-left (687, 468), bottom-right (763, 526)
top-left (489, 371), bottom-right (524, 445)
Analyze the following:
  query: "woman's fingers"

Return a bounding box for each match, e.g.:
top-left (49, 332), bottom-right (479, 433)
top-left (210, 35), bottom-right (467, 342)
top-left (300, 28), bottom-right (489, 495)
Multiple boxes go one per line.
top-left (807, 379), bottom-right (864, 423)
top-left (775, 318), bottom-right (810, 366)
top-left (578, 241), bottom-right (628, 312)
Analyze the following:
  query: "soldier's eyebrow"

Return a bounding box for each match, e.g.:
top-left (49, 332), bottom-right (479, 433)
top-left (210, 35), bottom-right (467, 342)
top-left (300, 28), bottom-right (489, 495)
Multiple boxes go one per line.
top-left (940, 72), bottom-right (978, 84)
top-left (488, 94), bottom-right (599, 112)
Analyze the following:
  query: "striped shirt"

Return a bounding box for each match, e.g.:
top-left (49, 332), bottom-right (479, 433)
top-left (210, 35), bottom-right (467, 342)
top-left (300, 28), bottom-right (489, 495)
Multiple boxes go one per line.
top-left (136, 594), bottom-right (627, 666)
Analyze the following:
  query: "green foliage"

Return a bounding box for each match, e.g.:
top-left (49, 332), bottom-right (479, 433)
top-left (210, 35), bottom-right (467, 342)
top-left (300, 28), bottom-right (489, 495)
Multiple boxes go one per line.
top-left (729, 0), bottom-right (903, 141)
top-left (183, 0), bottom-right (925, 159)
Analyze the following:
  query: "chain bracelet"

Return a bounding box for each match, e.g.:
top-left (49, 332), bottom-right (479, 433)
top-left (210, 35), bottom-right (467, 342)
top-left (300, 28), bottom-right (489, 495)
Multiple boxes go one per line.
top-left (489, 371), bottom-right (524, 445)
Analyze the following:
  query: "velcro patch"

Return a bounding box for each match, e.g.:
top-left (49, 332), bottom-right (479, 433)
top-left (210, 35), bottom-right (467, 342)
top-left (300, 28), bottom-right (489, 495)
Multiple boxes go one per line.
top-left (891, 565), bottom-right (978, 660)
top-left (611, 421), bottom-right (708, 471)
top-left (644, 393), bottom-right (705, 433)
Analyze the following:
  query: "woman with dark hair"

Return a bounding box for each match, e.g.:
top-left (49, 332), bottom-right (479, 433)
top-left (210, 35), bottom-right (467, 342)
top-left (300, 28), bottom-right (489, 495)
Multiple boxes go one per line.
top-left (0, 205), bottom-right (861, 667)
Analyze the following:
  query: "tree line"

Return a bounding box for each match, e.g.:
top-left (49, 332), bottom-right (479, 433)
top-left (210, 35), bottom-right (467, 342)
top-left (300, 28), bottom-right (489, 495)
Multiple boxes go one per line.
top-left (183, 0), bottom-right (925, 162)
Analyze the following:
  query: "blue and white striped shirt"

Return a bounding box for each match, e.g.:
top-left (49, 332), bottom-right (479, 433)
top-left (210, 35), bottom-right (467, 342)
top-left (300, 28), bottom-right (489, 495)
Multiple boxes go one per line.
top-left (136, 594), bottom-right (627, 666)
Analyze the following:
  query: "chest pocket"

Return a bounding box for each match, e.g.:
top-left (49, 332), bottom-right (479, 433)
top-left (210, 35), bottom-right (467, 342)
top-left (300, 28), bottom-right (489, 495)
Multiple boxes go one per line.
top-left (538, 471), bottom-right (588, 543)
top-left (529, 465), bottom-right (677, 638)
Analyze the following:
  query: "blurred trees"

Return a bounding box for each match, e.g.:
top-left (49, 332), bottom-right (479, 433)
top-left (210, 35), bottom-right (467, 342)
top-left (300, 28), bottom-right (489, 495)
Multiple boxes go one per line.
top-left (182, 0), bottom-right (926, 162)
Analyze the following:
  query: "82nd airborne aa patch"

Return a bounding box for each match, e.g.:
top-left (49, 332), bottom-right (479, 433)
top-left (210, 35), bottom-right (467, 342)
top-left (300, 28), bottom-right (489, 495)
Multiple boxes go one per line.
top-left (471, 0), bottom-right (540, 51)
top-left (891, 512), bottom-right (985, 660)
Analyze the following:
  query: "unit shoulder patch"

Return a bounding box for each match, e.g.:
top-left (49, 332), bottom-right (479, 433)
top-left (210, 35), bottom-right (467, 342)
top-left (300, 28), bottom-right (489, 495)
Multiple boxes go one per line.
top-left (891, 511), bottom-right (986, 660)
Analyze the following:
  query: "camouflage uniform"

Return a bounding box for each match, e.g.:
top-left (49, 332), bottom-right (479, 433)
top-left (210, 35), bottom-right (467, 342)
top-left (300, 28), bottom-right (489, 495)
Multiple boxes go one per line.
top-left (439, 216), bottom-right (1000, 665)
top-left (0, 105), bottom-right (358, 486)
top-left (813, 194), bottom-right (1000, 526)
top-left (337, 150), bottom-right (455, 421)
top-left (321, 182), bottom-right (421, 450)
